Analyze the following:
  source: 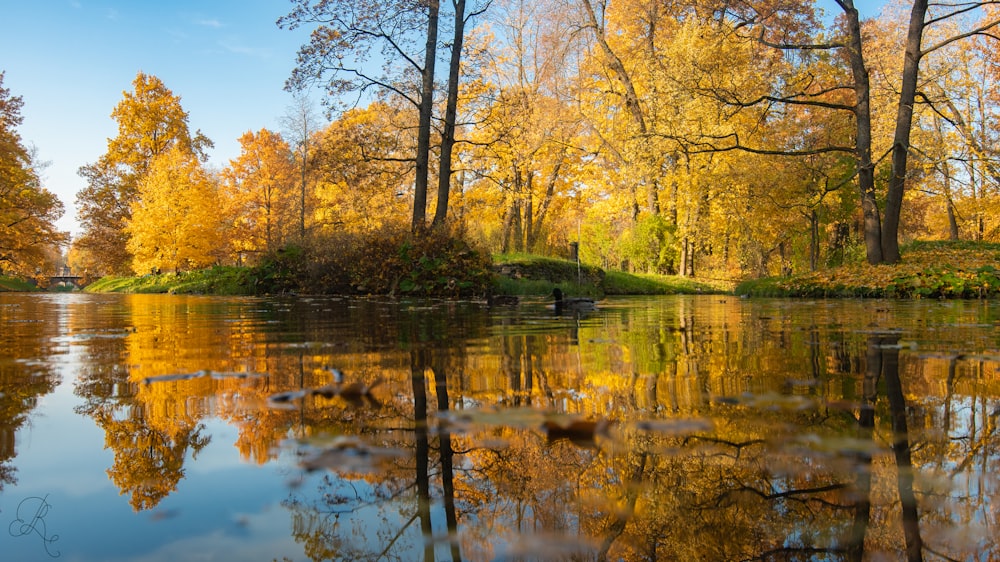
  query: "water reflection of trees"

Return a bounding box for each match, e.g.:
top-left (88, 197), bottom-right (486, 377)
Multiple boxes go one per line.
top-left (275, 299), bottom-right (1000, 561)
top-left (0, 298), bottom-right (63, 491)
top-left (72, 297), bottom-right (216, 510)
top-left (58, 295), bottom-right (1000, 559)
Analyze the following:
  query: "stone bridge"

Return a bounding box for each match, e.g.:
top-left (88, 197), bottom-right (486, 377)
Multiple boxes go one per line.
top-left (48, 274), bottom-right (88, 289)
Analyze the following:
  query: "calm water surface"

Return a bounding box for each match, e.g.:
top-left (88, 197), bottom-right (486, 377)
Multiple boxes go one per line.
top-left (1, 293), bottom-right (998, 561)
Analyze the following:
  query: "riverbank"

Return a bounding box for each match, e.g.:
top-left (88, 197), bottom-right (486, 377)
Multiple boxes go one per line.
top-left (736, 240), bottom-right (1000, 298)
top-left (0, 276), bottom-right (36, 291)
top-left (9, 240), bottom-right (997, 298)
top-left (81, 254), bottom-right (725, 297)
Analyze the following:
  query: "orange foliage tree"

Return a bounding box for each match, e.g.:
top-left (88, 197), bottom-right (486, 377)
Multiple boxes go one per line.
top-left (220, 128), bottom-right (298, 264)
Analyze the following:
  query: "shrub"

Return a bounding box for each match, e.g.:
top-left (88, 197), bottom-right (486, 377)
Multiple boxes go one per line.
top-left (251, 225), bottom-right (494, 297)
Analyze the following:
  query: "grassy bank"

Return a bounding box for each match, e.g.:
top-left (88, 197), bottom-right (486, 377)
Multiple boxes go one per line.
top-left (0, 276), bottom-right (38, 292)
top-left (491, 253), bottom-right (725, 297)
top-left (736, 240), bottom-right (1000, 298)
top-left (85, 266), bottom-right (254, 295)
top-left (56, 240), bottom-right (1000, 299)
top-left (83, 252), bottom-right (726, 297)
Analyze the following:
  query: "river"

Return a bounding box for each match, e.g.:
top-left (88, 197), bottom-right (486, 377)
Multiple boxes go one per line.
top-left (1, 292), bottom-right (997, 561)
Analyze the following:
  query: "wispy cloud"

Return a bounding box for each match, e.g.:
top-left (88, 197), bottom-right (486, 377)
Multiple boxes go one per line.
top-left (196, 18), bottom-right (224, 29)
top-left (218, 39), bottom-right (271, 59)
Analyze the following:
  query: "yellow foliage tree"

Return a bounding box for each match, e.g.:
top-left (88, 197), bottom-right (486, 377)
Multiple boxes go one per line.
top-left (127, 146), bottom-right (222, 273)
top-left (220, 128), bottom-right (297, 264)
top-left (77, 72), bottom-right (211, 274)
top-left (310, 103), bottom-right (410, 235)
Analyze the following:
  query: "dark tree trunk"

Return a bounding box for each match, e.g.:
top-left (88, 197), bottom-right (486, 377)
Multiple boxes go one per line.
top-left (810, 209), bottom-right (819, 271)
top-left (412, 0), bottom-right (439, 231)
top-left (432, 0), bottom-right (467, 228)
top-left (882, 0), bottom-right (929, 263)
top-left (843, 2), bottom-right (884, 264)
top-left (524, 191), bottom-right (533, 251)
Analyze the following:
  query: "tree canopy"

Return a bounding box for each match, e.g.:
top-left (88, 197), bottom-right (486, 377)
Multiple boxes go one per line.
top-left (0, 72), bottom-right (66, 276)
top-left (76, 72), bottom-right (212, 275)
top-left (44, 0), bottom-right (1000, 279)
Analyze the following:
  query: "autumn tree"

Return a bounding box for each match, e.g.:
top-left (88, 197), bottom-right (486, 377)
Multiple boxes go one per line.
top-left (280, 0), bottom-right (489, 231)
top-left (279, 0), bottom-right (438, 231)
top-left (0, 72), bottom-right (67, 276)
top-left (873, 2), bottom-right (1000, 242)
top-left (575, 0), bottom-right (664, 221)
top-left (432, 0), bottom-right (492, 227)
top-left (309, 103), bottom-right (411, 234)
top-left (220, 128), bottom-right (297, 263)
top-left (127, 145), bottom-right (222, 274)
top-left (281, 92), bottom-right (322, 241)
top-left (460, 0), bottom-right (586, 254)
top-left (692, 1), bottom-right (1000, 265)
top-left (76, 72), bottom-right (211, 274)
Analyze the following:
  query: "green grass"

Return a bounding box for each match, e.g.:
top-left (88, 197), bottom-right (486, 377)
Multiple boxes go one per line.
top-left (602, 270), bottom-right (721, 295)
top-left (736, 240), bottom-right (1000, 298)
top-left (86, 266), bottom-right (254, 295)
top-left (492, 253), bottom-right (726, 297)
top-left (0, 276), bottom-right (38, 292)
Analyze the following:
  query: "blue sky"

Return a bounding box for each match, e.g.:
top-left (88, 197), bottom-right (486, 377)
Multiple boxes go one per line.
top-left (2, 0), bottom-right (884, 236)
top-left (1, 0), bottom-right (315, 235)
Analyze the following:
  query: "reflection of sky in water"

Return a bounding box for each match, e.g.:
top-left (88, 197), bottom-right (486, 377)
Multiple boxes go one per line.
top-left (6, 379), bottom-right (297, 561)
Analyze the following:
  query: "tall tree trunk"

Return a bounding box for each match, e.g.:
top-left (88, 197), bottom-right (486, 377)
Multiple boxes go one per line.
top-left (942, 164), bottom-right (960, 240)
top-left (412, 0), bottom-right (440, 232)
top-left (299, 142), bottom-right (307, 240)
top-left (432, 0), bottom-right (467, 228)
top-left (844, 2), bottom-right (883, 264)
top-left (524, 188), bottom-right (534, 251)
top-left (882, 0), bottom-right (929, 263)
top-left (529, 157), bottom-right (562, 249)
top-left (512, 199), bottom-right (524, 252)
top-left (810, 209), bottom-right (819, 271)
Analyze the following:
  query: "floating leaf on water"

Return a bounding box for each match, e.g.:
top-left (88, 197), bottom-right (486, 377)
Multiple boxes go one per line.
top-left (310, 385), bottom-right (339, 399)
top-left (142, 370), bottom-right (211, 384)
top-left (143, 370), bottom-right (265, 384)
top-left (793, 433), bottom-right (886, 456)
top-left (784, 378), bottom-right (819, 388)
top-left (265, 372), bottom-right (383, 408)
top-left (209, 371), bottom-right (266, 381)
top-left (824, 399), bottom-right (865, 411)
top-left (716, 392), bottom-right (817, 411)
top-left (494, 532), bottom-right (599, 561)
top-left (298, 436), bottom-right (406, 474)
top-left (338, 377), bottom-right (383, 398)
top-left (437, 407), bottom-right (546, 430)
top-left (633, 418), bottom-right (714, 435)
top-left (542, 416), bottom-right (612, 445)
top-left (922, 520), bottom-right (994, 557)
top-left (149, 509), bottom-right (180, 522)
top-left (268, 389), bottom-right (309, 404)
